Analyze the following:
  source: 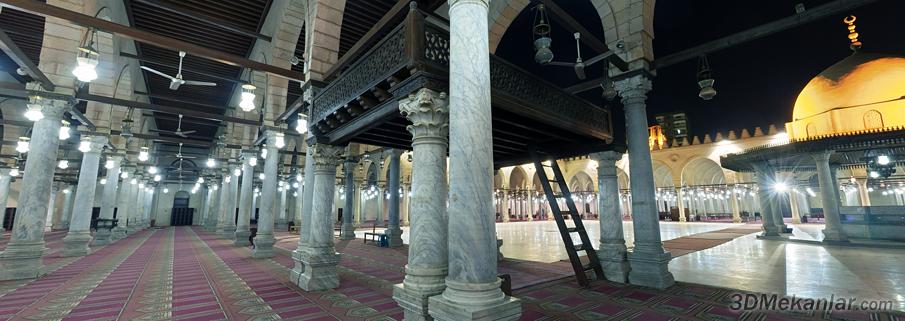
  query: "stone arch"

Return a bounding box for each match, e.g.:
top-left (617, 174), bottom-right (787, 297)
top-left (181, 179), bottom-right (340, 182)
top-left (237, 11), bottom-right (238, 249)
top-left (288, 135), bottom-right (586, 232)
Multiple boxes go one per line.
top-left (509, 166), bottom-right (528, 189)
top-left (863, 110), bottom-right (883, 129)
top-left (489, 0), bottom-right (655, 64)
top-left (568, 171), bottom-right (594, 193)
top-left (616, 167), bottom-right (629, 190)
top-left (680, 157), bottom-right (726, 187)
top-left (652, 160), bottom-right (673, 188)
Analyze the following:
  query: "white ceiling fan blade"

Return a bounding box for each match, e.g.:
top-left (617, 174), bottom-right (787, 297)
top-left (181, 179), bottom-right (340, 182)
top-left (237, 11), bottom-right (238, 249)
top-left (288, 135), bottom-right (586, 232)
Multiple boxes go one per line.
top-left (180, 130), bottom-right (197, 135)
top-left (183, 80), bottom-right (217, 87)
top-left (141, 66), bottom-right (177, 80)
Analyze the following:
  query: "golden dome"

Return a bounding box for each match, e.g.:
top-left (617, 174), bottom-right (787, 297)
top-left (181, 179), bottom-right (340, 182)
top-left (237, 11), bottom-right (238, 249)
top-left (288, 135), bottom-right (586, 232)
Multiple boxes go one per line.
top-left (787, 52), bottom-right (905, 140)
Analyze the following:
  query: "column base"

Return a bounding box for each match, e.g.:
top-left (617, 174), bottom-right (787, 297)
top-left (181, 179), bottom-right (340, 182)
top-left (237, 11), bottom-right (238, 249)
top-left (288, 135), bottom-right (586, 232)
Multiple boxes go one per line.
top-left (289, 247), bottom-right (308, 286)
top-left (111, 227), bottom-right (127, 240)
top-left (597, 242), bottom-right (631, 283)
top-left (275, 221), bottom-right (288, 231)
top-left (297, 246), bottom-right (340, 291)
top-left (217, 226), bottom-right (233, 238)
top-left (393, 266), bottom-right (448, 321)
top-left (93, 229), bottom-right (114, 245)
top-left (821, 228), bottom-right (848, 242)
top-left (61, 231), bottom-right (93, 257)
top-left (233, 230), bottom-right (251, 246)
top-left (732, 217), bottom-right (742, 223)
top-left (385, 227), bottom-right (403, 247)
top-left (252, 233), bottom-right (276, 259)
top-left (428, 279), bottom-right (521, 321)
top-left (0, 241), bottom-right (45, 280)
top-left (761, 224), bottom-right (781, 237)
top-left (339, 223), bottom-right (356, 240)
top-left (627, 247), bottom-right (675, 290)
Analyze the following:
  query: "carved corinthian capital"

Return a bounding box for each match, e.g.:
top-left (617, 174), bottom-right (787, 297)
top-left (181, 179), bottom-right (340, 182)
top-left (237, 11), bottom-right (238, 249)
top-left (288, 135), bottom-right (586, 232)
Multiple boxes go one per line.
top-left (312, 144), bottom-right (344, 172)
top-left (614, 75), bottom-right (653, 105)
top-left (398, 88), bottom-right (449, 141)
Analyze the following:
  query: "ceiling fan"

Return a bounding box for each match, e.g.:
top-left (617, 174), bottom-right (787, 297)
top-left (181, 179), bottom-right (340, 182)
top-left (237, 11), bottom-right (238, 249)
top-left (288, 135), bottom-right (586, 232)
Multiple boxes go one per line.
top-left (543, 32), bottom-right (617, 80)
top-left (150, 114), bottom-right (196, 138)
top-left (140, 50), bottom-right (217, 90)
top-left (174, 142), bottom-right (196, 160)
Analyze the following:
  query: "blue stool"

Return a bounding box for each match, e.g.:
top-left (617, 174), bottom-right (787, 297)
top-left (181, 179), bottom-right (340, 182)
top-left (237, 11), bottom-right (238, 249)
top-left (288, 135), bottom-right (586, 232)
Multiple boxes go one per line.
top-left (378, 234), bottom-right (388, 247)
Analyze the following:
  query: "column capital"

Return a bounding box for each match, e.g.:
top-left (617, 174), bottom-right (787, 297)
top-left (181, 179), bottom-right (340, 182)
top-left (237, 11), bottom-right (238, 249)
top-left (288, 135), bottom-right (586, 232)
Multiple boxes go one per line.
top-left (614, 75), bottom-right (652, 104)
top-left (312, 144), bottom-right (343, 171)
top-left (39, 99), bottom-right (69, 120)
top-left (811, 150), bottom-right (834, 163)
top-left (590, 151), bottom-right (623, 163)
top-left (449, 0), bottom-right (489, 8)
top-left (399, 88), bottom-right (449, 142)
top-left (82, 135), bottom-right (108, 155)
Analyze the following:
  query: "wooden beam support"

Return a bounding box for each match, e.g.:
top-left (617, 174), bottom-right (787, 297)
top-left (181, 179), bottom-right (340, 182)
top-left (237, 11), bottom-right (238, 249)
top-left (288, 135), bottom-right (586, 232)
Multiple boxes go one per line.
top-left (0, 30), bottom-right (54, 90)
top-left (0, 0), bottom-right (303, 81)
top-left (132, 0), bottom-right (273, 42)
top-left (76, 92), bottom-right (261, 126)
top-left (652, 0), bottom-right (879, 69)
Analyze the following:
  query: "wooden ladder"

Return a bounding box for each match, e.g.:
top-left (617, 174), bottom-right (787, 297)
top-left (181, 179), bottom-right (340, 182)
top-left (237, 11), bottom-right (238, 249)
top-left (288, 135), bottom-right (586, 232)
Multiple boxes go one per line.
top-left (530, 150), bottom-right (605, 287)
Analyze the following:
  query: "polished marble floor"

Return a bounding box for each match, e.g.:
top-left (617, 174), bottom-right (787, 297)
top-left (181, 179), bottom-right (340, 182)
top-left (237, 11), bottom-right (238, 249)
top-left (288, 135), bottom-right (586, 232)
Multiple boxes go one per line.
top-left (358, 221), bottom-right (905, 311)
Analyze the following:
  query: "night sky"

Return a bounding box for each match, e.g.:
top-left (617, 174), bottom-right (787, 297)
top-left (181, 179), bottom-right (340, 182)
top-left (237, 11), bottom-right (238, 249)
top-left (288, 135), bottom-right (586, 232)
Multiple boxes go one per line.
top-left (495, 0), bottom-right (905, 142)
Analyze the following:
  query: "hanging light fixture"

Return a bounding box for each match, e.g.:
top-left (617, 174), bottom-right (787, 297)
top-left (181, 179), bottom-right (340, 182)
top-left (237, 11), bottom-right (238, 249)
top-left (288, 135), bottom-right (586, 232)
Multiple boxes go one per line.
top-left (78, 137), bottom-right (92, 153)
top-left (292, 182), bottom-right (299, 189)
top-left (258, 173), bottom-right (265, 180)
top-left (163, 188), bottom-right (169, 194)
top-left (197, 177), bottom-right (204, 183)
top-left (697, 55), bottom-right (717, 100)
top-left (72, 29), bottom-right (99, 83)
top-left (153, 174), bottom-right (161, 182)
top-left (57, 160), bottom-right (69, 169)
top-left (138, 182), bottom-right (145, 188)
top-left (130, 178), bottom-right (137, 185)
top-left (121, 171), bottom-right (129, 179)
top-left (100, 177), bottom-right (107, 185)
top-left (9, 168), bottom-right (19, 177)
top-left (274, 133), bottom-right (285, 149)
top-left (295, 113), bottom-right (308, 134)
top-left (105, 159), bottom-right (115, 169)
top-left (206, 157), bottom-right (216, 168)
top-left (59, 120), bottom-right (71, 140)
top-left (24, 95), bottom-right (43, 121)
top-left (532, 4), bottom-right (554, 64)
top-left (138, 147), bottom-right (149, 161)
top-left (234, 168), bottom-right (241, 176)
top-left (600, 65), bottom-right (617, 101)
top-left (296, 173), bottom-right (302, 182)
top-left (261, 145), bottom-right (268, 159)
top-left (239, 83), bottom-right (256, 112)
top-left (16, 137), bottom-right (29, 153)
top-left (148, 166), bottom-right (158, 174)
top-left (249, 156), bottom-right (258, 166)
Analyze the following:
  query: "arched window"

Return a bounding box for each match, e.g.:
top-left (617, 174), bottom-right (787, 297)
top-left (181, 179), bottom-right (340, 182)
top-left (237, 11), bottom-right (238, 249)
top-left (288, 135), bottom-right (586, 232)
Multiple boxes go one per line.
top-left (863, 110), bottom-right (883, 129)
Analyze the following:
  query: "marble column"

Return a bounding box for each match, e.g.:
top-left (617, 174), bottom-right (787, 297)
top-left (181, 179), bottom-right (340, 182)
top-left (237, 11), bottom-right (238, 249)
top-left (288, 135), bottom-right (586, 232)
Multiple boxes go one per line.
top-left (290, 144), bottom-right (317, 286)
top-left (0, 169), bottom-right (10, 233)
top-left (117, 168), bottom-right (134, 234)
top-left (98, 156), bottom-right (123, 243)
top-left (812, 151), bottom-right (847, 242)
top-left (340, 157), bottom-right (357, 240)
top-left (58, 185), bottom-right (74, 230)
top-left (253, 132), bottom-right (280, 258)
top-left (216, 171), bottom-right (231, 237)
top-left (752, 162), bottom-right (780, 236)
top-left (771, 190), bottom-right (789, 232)
top-left (591, 151), bottom-right (631, 283)
top-left (856, 179), bottom-right (871, 206)
top-left (501, 189), bottom-right (509, 222)
top-left (385, 150), bottom-right (403, 247)
top-left (376, 183), bottom-right (386, 225)
top-left (206, 180), bottom-right (221, 231)
top-left (675, 187), bottom-right (686, 222)
top-left (429, 1), bottom-right (521, 319)
top-left (276, 182), bottom-right (289, 230)
top-left (219, 167), bottom-right (239, 238)
top-left (297, 143), bottom-right (343, 290)
top-left (234, 152), bottom-right (255, 246)
top-left (730, 186), bottom-right (742, 223)
top-left (0, 100), bottom-right (66, 280)
top-left (393, 87), bottom-right (450, 320)
top-left (45, 185), bottom-right (59, 231)
top-left (63, 136), bottom-right (106, 256)
top-left (614, 75), bottom-right (675, 290)
top-left (789, 190), bottom-right (802, 224)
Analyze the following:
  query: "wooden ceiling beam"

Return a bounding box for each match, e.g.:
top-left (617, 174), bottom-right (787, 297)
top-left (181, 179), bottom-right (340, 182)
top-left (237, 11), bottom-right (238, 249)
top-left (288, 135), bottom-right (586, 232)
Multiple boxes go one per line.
top-left (1, 0), bottom-right (303, 81)
top-left (132, 0), bottom-right (272, 42)
top-left (0, 30), bottom-right (54, 90)
top-left (77, 92), bottom-right (260, 126)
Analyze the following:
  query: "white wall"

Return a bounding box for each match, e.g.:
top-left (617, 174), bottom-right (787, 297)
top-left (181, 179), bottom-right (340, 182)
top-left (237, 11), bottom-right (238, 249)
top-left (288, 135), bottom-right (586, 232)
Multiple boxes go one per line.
top-left (151, 184), bottom-right (203, 227)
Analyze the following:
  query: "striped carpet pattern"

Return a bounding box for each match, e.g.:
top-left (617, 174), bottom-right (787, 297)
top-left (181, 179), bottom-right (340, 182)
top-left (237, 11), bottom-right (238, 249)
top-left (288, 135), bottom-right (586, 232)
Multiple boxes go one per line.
top-left (1, 226), bottom-right (903, 320)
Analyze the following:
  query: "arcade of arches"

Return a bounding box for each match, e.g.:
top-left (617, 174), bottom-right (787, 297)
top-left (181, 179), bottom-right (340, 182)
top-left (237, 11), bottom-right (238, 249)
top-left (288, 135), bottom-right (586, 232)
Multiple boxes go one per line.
top-left (0, 0), bottom-right (903, 320)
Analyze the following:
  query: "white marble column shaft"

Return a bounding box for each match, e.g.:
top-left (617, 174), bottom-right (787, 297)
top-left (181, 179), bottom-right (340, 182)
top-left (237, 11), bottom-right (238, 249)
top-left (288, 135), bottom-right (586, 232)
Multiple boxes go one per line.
top-left (290, 145), bottom-right (316, 286)
top-left (394, 88), bottom-right (450, 320)
top-left (0, 100), bottom-right (67, 280)
top-left (219, 167), bottom-right (239, 238)
top-left (339, 158), bottom-right (356, 240)
top-left (752, 162), bottom-right (780, 236)
top-left (253, 133), bottom-right (280, 258)
top-left (429, 1), bottom-right (521, 319)
top-left (0, 170), bottom-right (9, 233)
top-left (297, 143), bottom-right (343, 291)
top-left (98, 156), bottom-right (122, 242)
top-left (615, 75), bottom-right (675, 290)
top-left (207, 180), bottom-right (221, 230)
top-left (62, 136), bottom-right (106, 256)
top-left (592, 151), bottom-right (631, 283)
top-left (235, 153), bottom-right (255, 246)
top-left (386, 150), bottom-right (403, 247)
top-left (812, 151), bottom-right (847, 242)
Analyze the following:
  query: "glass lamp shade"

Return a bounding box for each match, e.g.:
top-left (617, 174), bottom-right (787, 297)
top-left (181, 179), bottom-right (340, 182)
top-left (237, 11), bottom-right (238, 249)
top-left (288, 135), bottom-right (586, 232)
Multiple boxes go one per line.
top-left (24, 103), bottom-right (43, 121)
top-left (121, 171), bottom-right (129, 179)
top-left (9, 168), bottom-right (19, 177)
top-left (148, 166), bottom-right (158, 174)
top-left (78, 140), bottom-right (91, 153)
top-left (59, 124), bottom-right (71, 140)
top-left (206, 158), bottom-right (216, 168)
top-left (153, 174), bottom-right (161, 182)
top-left (258, 173), bottom-right (265, 180)
top-left (163, 188), bottom-right (169, 194)
top-left (105, 159), bottom-right (115, 169)
top-left (234, 168), bottom-right (241, 176)
top-left (248, 157), bottom-right (258, 166)
top-left (57, 160), bottom-right (69, 169)
top-left (295, 116), bottom-right (308, 134)
top-left (138, 148), bottom-right (149, 161)
top-left (16, 139), bottom-right (29, 153)
top-left (274, 133), bottom-right (285, 149)
top-left (72, 56), bottom-right (98, 82)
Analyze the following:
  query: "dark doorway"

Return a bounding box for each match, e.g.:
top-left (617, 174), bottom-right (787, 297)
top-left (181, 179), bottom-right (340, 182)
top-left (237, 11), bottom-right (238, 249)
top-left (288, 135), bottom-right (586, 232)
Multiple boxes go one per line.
top-left (171, 191), bottom-right (194, 226)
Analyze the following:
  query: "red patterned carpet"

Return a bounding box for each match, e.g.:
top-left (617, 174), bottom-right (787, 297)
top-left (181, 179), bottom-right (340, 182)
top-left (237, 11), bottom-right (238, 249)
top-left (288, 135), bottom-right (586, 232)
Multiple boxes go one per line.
top-left (0, 226), bottom-right (902, 321)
